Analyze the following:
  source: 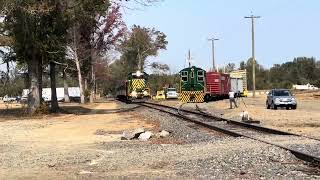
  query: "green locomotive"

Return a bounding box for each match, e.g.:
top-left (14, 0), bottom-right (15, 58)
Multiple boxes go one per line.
top-left (116, 71), bottom-right (151, 102)
top-left (179, 66), bottom-right (206, 103)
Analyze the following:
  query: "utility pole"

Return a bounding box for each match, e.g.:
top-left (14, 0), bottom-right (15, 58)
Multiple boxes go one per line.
top-left (188, 49), bottom-right (191, 67)
top-left (208, 37), bottom-right (219, 72)
top-left (245, 14), bottom-right (260, 98)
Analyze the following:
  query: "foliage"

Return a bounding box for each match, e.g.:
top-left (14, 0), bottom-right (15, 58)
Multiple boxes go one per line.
top-left (120, 25), bottom-right (168, 72)
top-left (149, 62), bottom-right (170, 74)
top-left (218, 63), bottom-right (236, 73)
top-left (239, 57), bottom-right (320, 90)
top-left (0, 69), bottom-right (25, 97)
top-left (148, 73), bottom-right (180, 94)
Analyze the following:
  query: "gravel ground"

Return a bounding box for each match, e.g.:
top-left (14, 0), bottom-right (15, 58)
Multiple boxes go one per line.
top-left (1, 101), bottom-right (320, 179)
top-left (102, 107), bottom-right (320, 179)
top-left (95, 139), bottom-right (319, 179)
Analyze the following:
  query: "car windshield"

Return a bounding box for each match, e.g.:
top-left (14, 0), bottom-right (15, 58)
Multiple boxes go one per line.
top-left (167, 88), bottom-right (176, 92)
top-left (274, 90), bottom-right (292, 96)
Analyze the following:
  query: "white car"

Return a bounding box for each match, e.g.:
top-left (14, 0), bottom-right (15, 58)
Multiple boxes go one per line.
top-left (3, 95), bottom-right (16, 102)
top-left (166, 88), bottom-right (179, 99)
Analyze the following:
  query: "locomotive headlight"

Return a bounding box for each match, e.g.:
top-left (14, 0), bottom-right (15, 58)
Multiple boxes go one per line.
top-left (132, 91), bottom-right (138, 97)
top-left (136, 71), bottom-right (141, 77)
top-left (143, 90), bottom-right (149, 96)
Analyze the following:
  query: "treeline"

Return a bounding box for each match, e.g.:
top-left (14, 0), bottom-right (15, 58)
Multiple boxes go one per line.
top-left (0, 0), bottom-right (164, 114)
top-left (240, 57), bottom-right (320, 90)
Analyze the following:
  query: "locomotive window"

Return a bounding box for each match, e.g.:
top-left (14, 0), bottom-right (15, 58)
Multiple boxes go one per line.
top-left (197, 71), bottom-right (204, 76)
top-left (181, 71), bottom-right (188, 76)
top-left (181, 71), bottom-right (188, 82)
top-left (197, 71), bottom-right (204, 82)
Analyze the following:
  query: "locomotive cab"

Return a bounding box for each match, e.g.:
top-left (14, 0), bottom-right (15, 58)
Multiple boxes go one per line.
top-left (179, 66), bottom-right (206, 103)
top-left (128, 71), bottom-right (150, 100)
top-left (116, 70), bottom-right (150, 103)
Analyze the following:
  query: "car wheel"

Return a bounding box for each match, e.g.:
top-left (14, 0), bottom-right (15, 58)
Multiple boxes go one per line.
top-left (204, 95), bottom-right (210, 103)
top-left (286, 106), bottom-right (290, 110)
top-left (266, 101), bottom-right (270, 109)
top-left (271, 102), bottom-right (277, 110)
top-left (292, 105), bottom-right (297, 110)
top-left (273, 105), bottom-right (277, 110)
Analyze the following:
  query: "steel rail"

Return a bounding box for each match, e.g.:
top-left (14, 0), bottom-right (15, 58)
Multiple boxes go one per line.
top-left (138, 102), bottom-right (320, 166)
top-left (140, 101), bottom-right (320, 141)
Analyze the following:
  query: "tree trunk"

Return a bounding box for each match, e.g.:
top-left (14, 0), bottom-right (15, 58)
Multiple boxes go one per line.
top-left (75, 54), bottom-right (85, 104)
top-left (6, 61), bottom-right (9, 82)
top-left (38, 57), bottom-right (43, 104)
top-left (89, 48), bottom-right (95, 103)
top-left (72, 24), bottom-right (85, 104)
top-left (63, 71), bottom-right (70, 103)
top-left (50, 61), bottom-right (59, 112)
top-left (27, 58), bottom-right (41, 115)
top-left (84, 78), bottom-right (88, 90)
top-left (89, 66), bottom-right (95, 103)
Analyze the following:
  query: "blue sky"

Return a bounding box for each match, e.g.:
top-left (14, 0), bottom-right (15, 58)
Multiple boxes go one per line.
top-left (124, 0), bottom-right (320, 72)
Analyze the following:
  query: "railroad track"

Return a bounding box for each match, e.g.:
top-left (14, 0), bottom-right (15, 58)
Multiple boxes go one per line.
top-left (136, 101), bottom-right (320, 167)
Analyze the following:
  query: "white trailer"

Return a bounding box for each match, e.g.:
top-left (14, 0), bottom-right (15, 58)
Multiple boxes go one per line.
top-left (22, 87), bottom-right (80, 102)
top-left (231, 78), bottom-right (244, 96)
top-left (292, 84), bottom-right (319, 90)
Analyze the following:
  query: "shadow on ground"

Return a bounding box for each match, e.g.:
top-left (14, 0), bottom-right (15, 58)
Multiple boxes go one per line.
top-left (60, 105), bottom-right (141, 115)
top-left (0, 105), bottom-right (141, 120)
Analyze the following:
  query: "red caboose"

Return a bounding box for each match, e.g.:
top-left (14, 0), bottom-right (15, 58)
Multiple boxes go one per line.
top-left (205, 72), bottom-right (231, 101)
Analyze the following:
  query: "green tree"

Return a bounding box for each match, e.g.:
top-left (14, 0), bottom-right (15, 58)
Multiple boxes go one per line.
top-left (66, 1), bottom-right (126, 103)
top-left (120, 25), bottom-right (168, 72)
top-left (2, 1), bottom-right (69, 114)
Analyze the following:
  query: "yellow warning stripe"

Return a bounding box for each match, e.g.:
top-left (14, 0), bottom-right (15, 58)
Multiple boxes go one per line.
top-left (180, 91), bottom-right (205, 103)
top-left (132, 79), bottom-right (145, 90)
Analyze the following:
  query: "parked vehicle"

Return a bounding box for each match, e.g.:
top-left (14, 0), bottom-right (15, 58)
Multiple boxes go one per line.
top-left (166, 88), bottom-right (179, 99)
top-left (230, 77), bottom-right (248, 97)
top-left (155, 90), bottom-right (166, 100)
top-left (266, 89), bottom-right (297, 110)
top-left (3, 95), bottom-right (16, 102)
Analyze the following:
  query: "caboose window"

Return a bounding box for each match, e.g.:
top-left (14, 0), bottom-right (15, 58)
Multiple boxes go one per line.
top-left (197, 71), bottom-right (204, 82)
top-left (181, 71), bottom-right (188, 82)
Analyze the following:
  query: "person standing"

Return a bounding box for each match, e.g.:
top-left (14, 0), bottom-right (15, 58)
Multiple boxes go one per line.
top-left (229, 91), bottom-right (238, 109)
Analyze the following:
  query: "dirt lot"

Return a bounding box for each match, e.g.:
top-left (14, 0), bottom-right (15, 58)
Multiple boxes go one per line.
top-left (162, 91), bottom-right (320, 138)
top-left (0, 101), bottom-right (157, 179)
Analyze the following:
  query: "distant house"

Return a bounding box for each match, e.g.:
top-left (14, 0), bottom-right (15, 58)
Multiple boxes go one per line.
top-left (292, 84), bottom-right (319, 90)
top-left (22, 87), bottom-right (80, 102)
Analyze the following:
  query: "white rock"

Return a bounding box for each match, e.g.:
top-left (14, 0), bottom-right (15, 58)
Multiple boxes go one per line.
top-left (138, 131), bottom-right (153, 141)
top-left (159, 130), bottom-right (170, 138)
top-left (121, 128), bottom-right (145, 140)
